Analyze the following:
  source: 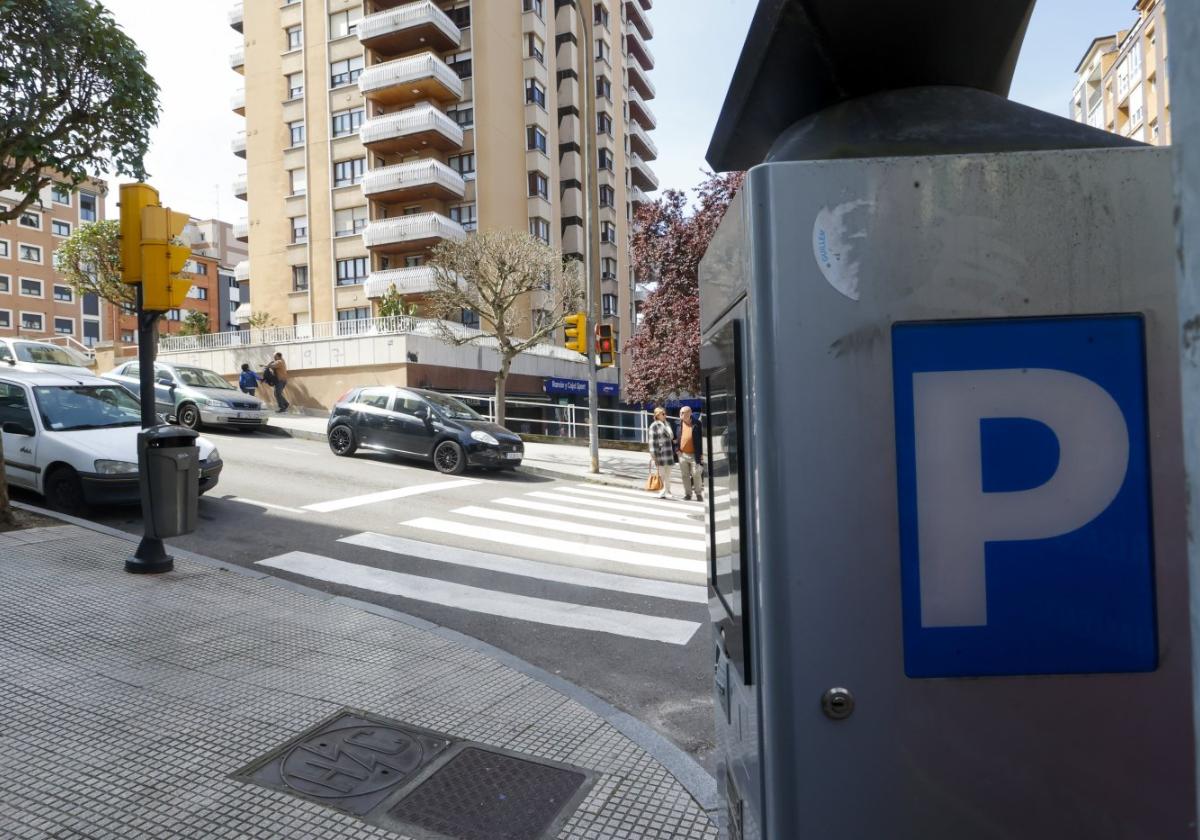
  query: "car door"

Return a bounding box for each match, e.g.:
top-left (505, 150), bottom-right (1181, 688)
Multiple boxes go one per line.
top-left (152, 365), bottom-right (179, 416)
top-left (391, 391), bottom-right (439, 456)
top-left (352, 388), bottom-right (394, 448)
top-left (0, 380), bottom-right (39, 489)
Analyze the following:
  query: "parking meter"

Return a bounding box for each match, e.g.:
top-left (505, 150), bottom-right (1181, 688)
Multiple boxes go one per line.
top-left (700, 2), bottom-right (1195, 838)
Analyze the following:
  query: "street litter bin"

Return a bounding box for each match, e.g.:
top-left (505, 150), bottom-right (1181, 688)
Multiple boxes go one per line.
top-left (138, 425), bottom-right (199, 539)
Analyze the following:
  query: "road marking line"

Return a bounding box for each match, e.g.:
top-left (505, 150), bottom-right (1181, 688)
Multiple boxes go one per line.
top-left (339, 532), bottom-right (707, 604)
top-left (451, 506), bottom-right (706, 552)
top-left (567, 483), bottom-right (728, 503)
top-left (272, 446), bottom-right (312, 456)
top-left (556, 486), bottom-right (712, 511)
top-left (303, 478), bottom-right (477, 514)
top-left (524, 490), bottom-right (698, 520)
top-left (257, 552), bottom-right (701, 644)
top-left (493, 498), bottom-right (705, 534)
top-left (399, 517), bottom-right (707, 576)
top-left (221, 496), bottom-right (308, 514)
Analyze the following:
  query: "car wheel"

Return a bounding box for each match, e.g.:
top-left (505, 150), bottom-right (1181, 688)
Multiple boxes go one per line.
top-left (177, 403), bottom-right (201, 430)
top-left (45, 466), bottom-right (88, 517)
top-left (329, 424), bottom-right (358, 457)
top-left (433, 440), bottom-right (466, 475)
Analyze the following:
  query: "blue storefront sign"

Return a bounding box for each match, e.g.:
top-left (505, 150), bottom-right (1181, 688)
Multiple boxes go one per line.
top-left (891, 316), bottom-right (1156, 678)
top-left (543, 377), bottom-right (619, 398)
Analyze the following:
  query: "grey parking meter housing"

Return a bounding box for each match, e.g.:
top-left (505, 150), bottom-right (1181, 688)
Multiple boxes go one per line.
top-left (138, 425), bottom-right (199, 539)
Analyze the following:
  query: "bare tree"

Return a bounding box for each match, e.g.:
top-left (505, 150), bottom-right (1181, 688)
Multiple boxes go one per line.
top-left (428, 229), bottom-right (583, 427)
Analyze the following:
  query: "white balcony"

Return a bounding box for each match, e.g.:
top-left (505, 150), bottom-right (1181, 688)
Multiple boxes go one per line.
top-left (229, 1), bottom-right (243, 32)
top-left (360, 103), bottom-right (463, 154)
top-left (232, 302), bottom-right (252, 325)
top-left (233, 174), bottom-right (247, 200)
top-left (638, 0), bottom-right (652, 9)
top-left (363, 212), bottom-right (466, 253)
top-left (630, 122), bottom-right (657, 161)
top-left (234, 260), bottom-right (250, 283)
top-left (363, 159), bottom-right (466, 205)
top-left (626, 27), bottom-right (655, 71)
top-left (233, 219), bottom-right (249, 242)
top-left (364, 266), bottom-right (443, 298)
top-left (629, 89), bottom-right (656, 130)
top-left (231, 132), bottom-right (246, 158)
top-left (359, 52), bottom-right (463, 107)
top-left (624, 0), bottom-right (653, 40)
top-left (630, 186), bottom-right (652, 206)
top-left (630, 153), bottom-right (658, 191)
top-left (230, 45), bottom-right (244, 73)
top-left (232, 89), bottom-right (245, 115)
top-left (360, 1), bottom-right (461, 56)
top-left (627, 61), bottom-right (655, 100)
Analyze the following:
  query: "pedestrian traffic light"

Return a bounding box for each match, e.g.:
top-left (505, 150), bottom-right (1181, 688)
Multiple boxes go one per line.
top-left (597, 323), bottom-right (616, 367)
top-left (564, 312), bottom-right (587, 354)
top-left (119, 182), bottom-right (193, 312)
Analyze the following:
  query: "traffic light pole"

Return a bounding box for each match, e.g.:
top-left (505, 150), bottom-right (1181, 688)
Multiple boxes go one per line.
top-left (580, 3), bottom-right (601, 473)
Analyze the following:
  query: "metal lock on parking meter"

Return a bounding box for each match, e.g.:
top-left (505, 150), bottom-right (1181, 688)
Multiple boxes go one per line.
top-left (138, 425), bottom-right (199, 539)
top-left (699, 1), bottom-right (1195, 839)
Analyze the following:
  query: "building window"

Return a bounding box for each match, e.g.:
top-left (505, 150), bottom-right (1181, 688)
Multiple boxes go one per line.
top-left (522, 0), bottom-right (543, 19)
top-left (594, 3), bottom-right (609, 27)
top-left (187, 286), bottom-right (209, 301)
top-left (79, 191), bottom-right (97, 222)
top-left (0, 310), bottom-right (9, 328)
top-left (289, 168), bottom-right (307, 196)
top-left (404, 255), bottom-right (423, 267)
top-left (597, 112), bottom-right (613, 136)
top-left (286, 24), bottom-right (302, 50)
top-left (599, 184), bottom-right (615, 208)
top-left (291, 216), bottom-right (308, 244)
top-left (330, 56), bottom-right (364, 88)
top-left (286, 71), bottom-right (304, 100)
top-left (448, 153), bottom-right (476, 179)
top-left (596, 75), bottom-right (612, 100)
top-left (54, 317), bottom-right (74, 335)
top-left (527, 125), bottom-right (547, 154)
top-left (83, 320), bottom-right (99, 346)
top-left (446, 4), bottom-right (470, 28)
top-left (19, 211), bottom-right (40, 230)
top-left (332, 107), bottom-right (364, 137)
top-left (53, 284), bottom-right (73, 302)
top-left (51, 185), bottom-right (71, 205)
top-left (601, 221), bottom-right (616, 244)
top-left (51, 219), bottom-right (71, 237)
top-left (21, 312), bottom-right (43, 331)
top-left (337, 306), bottom-right (371, 324)
top-left (602, 293), bottom-right (617, 317)
top-left (596, 38), bottom-right (610, 63)
top-left (0, 275), bottom-right (7, 293)
top-left (289, 120), bottom-right (305, 147)
top-left (461, 309), bottom-right (480, 328)
top-left (292, 265), bottom-right (309, 291)
top-left (18, 245), bottom-right (41, 264)
top-left (329, 8), bottom-right (362, 39)
top-left (82, 293), bottom-right (99, 316)
top-left (334, 206), bottom-right (368, 237)
top-left (526, 79), bottom-right (546, 109)
top-left (0, 241), bottom-right (7, 258)
top-left (449, 203), bottom-right (476, 231)
top-left (121, 329), bottom-right (135, 343)
top-left (601, 257), bottom-right (617, 280)
top-left (333, 157), bottom-right (365, 187)
top-left (528, 171), bottom-right (549, 199)
top-left (447, 102), bottom-right (474, 128)
top-left (529, 217), bottom-right (550, 243)
top-left (336, 257), bottom-right (368, 286)
top-left (598, 148), bottom-right (614, 171)
top-left (527, 33), bottom-right (544, 64)
top-left (447, 50), bottom-right (473, 79)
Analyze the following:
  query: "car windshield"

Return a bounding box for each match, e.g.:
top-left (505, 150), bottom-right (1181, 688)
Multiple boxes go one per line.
top-left (174, 367), bottom-right (234, 390)
top-left (15, 342), bottom-right (80, 367)
top-left (34, 385), bottom-right (141, 431)
top-left (421, 392), bottom-right (482, 420)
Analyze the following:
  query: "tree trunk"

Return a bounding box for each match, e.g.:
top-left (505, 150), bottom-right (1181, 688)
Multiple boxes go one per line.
top-left (495, 357), bottom-right (512, 428)
top-left (0, 436), bottom-right (13, 528)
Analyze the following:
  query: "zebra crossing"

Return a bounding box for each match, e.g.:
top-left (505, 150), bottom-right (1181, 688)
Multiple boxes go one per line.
top-left (258, 482), bottom-right (725, 646)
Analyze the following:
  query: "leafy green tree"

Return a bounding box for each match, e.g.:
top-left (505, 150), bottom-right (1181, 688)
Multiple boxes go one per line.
top-left (179, 310), bottom-right (210, 337)
top-left (53, 219), bottom-right (134, 308)
top-left (0, 0), bottom-right (160, 222)
top-left (377, 284), bottom-right (419, 318)
top-left (246, 312), bottom-right (277, 330)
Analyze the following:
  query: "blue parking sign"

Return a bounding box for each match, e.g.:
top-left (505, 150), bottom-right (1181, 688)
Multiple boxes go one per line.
top-left (892, 316), bottom-right (1157, 678)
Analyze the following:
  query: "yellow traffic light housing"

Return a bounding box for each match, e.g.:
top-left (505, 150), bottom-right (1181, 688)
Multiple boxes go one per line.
top-left (597, 323), bottom-right (616, 368)
top-left (564, 312), bottom-right (587, 354)
top-left (119, 182), bottom-right (193, 312)
top-left (119, 183), bottom-right (159, 285)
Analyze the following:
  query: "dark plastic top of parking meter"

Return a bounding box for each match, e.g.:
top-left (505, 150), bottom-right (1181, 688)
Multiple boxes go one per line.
top-left (706, 0), bottom-right (1123, 170)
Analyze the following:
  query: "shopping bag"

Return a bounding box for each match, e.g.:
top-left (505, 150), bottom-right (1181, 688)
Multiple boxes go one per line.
top-left (645, 464), bottom-right (663, 493)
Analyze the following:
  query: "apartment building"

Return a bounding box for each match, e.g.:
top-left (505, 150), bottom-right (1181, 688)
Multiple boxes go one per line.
top-left (229, 0), bottom-right (656, 356)
top-left (0, 178), bottom-right (109, 349)
top-left (185, 217), bottom-right (248, 333)
top-left (1072, 0), bottom-right (1171, 145)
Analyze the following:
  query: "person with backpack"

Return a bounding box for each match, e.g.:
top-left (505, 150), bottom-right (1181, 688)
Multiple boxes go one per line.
top-left (264, 353), bottom-right (290, 413)
top-left (238, 363), bottom-right (260, 396)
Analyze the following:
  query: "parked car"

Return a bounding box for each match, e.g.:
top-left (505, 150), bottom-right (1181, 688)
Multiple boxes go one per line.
top-left (104, 361), bottom-right (271, 430)
top-left (0, 369), bottom-right (222, 515)
top-left (0, 338), bottom-right (94, 377)
top-left (327, 387), bottom-right (524, 474)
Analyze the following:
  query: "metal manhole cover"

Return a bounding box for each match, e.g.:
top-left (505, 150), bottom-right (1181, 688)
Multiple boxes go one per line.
top-left (236, 710), bottom-right (453, 817)
top-left (387, 746), bottom-right (590, 840)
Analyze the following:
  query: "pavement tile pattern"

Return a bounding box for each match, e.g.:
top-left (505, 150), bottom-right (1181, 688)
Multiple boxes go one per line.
top-left (0, 526), bottom-right (717, 840)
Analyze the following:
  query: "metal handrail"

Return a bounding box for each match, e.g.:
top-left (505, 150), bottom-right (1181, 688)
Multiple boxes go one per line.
top-left (359, 52), bottom-right (464, 99)
top-left (362, 159), bottom-right (465, 199)
top-left (359, 1), bottom-right (461, 48)
top-left (360, 103), bottom-right (464, 147)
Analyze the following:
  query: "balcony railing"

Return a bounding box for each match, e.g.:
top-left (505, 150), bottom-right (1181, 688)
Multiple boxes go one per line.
top-left (228, 1), bottom-right (243, 32)
top-left (363, 159), bottom-right (466, 204)
top-left (362, 212), bottom-right (467, 252)
top-left (359, 1), bottom-right (461, 56)
top-left (364, 266), bottom-right (443, 298)
top-left (232, 302), bottom-right (252, 325)
top-left (233, 219), bottom-right (249, 241)
top-left (230, 45), bottom-right (244, 72)
top-left (630, 122), bottom-right (658, 160)
top-left (359, 52), bottom-right (463, 106)
top-left (630, 153), bottom-right (659, 191)
top-left (625, 27), bottom-right (655, 70)
top-left (627, 61), bottom-right (655, 100)
top-left (360, 103), bottom-right (464, 154)
top-left (234, 260), bottom-right (250, 283)
top-left (233, 174), bottom-right (247, 200)
top-left (624, 0), bottom-right (653, 39)
top-left (231, 132), bottom-right (246, 158)
top-left (629, 89), bottom-right (656, 130)
top-left (630, 186), bottom-right (652, 206)
top-left (231, 89), bottom-right (245, 115)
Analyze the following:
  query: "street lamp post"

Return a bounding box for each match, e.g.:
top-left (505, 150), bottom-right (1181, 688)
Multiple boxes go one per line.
top-left (575, 0), bottom-right (602, 473)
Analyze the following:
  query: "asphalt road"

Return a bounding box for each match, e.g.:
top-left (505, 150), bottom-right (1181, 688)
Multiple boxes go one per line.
top-left (69, 427), bottom-right (717, 769)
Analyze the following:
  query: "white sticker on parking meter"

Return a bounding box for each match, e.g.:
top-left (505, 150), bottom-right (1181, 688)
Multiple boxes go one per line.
top-left (813, 200), bottom-right (873, 301)
top-left (892, 317), bottom-right (1156, 678)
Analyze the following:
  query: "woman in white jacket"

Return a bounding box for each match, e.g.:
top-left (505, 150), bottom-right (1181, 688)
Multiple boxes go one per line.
top-left (648, 407), bottom-right (677, 499)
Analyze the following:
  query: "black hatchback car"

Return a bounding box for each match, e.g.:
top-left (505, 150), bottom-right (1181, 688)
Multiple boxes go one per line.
top-left (327, 387), bottom-right (524, 474)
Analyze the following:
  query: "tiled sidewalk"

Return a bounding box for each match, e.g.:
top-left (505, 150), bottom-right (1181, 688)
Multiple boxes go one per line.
top-left (0, 524), bottom-right (717, 840)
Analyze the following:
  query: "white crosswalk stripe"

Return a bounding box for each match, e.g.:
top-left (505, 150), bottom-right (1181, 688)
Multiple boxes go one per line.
top-left (524, 490), bottom-right (698, 519)
top-left (563, 483), bottom-right (729, 504)
top-left (450, 506), bottom-right (707, 552)
top-left (492, 497), bottom-right (705, 534)
top-left (555, 485), bottom-right (709, 511)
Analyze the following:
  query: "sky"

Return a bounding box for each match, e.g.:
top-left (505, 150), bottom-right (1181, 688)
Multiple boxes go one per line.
top-left (97, 0), bottom-right (1145, 221)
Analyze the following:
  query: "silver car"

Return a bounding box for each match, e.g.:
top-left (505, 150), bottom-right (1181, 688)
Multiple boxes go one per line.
top-left (104, 361), bottom-right (271, 430)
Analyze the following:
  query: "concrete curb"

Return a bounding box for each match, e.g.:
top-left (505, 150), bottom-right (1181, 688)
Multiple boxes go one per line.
top-left (9, 499), bottom-right (719, 813)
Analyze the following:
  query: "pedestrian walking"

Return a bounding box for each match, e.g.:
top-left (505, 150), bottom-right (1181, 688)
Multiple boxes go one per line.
top-left (674, 405), bottom-right (704, 502)
top-left (238, 363), bottom-right (260, 396)
top-left (266, 353), bottom-right (290, 413)
top-left (648, 406), bottom-right (677, 499)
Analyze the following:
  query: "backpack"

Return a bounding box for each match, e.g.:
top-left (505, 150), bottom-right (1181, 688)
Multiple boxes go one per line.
top-left (262, 365), bottom-right (277, 387)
